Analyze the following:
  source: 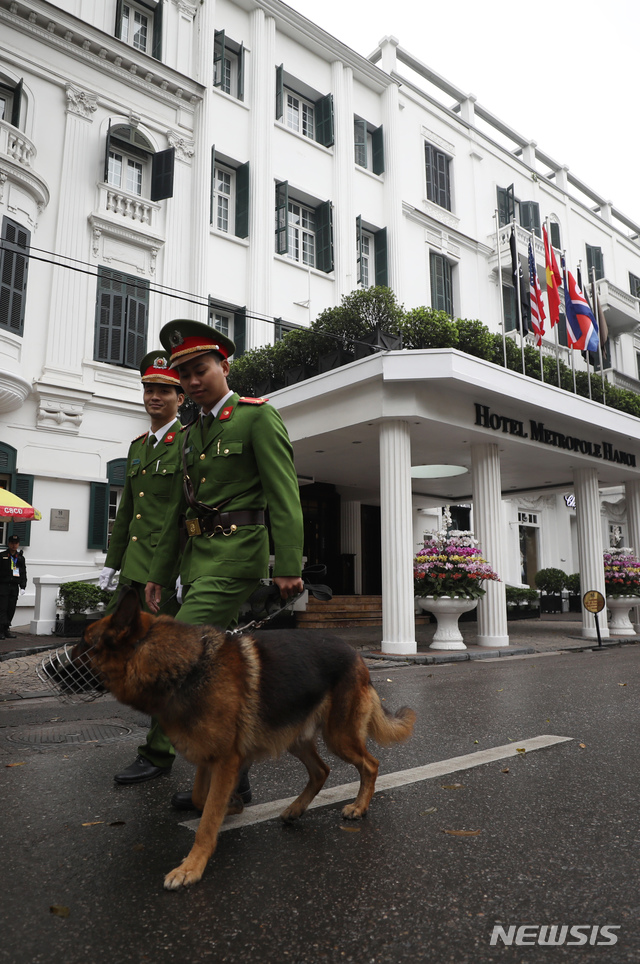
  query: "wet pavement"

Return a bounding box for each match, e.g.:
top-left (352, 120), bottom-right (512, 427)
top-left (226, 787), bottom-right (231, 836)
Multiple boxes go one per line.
top-left (2, 617), bottom-right (640, 962)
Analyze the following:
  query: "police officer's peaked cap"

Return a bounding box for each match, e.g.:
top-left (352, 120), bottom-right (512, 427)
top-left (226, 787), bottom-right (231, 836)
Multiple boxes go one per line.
top-left (139, 349), bottom-right (182, 385)
top-left (160, 319), bottom-right (235, 368)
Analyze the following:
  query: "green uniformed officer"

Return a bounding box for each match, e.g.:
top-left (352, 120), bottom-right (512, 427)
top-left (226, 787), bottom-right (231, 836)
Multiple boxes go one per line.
top-left (100, 350), bottom-right (185, 785)
top-left (145, 319), bottom-right (304, 811)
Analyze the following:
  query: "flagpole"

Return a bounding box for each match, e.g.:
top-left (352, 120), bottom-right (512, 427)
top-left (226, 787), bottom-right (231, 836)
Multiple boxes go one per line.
top-left (512, 220), bottom-right (526, 375)
top-left (592, 265), bottom-right (607, 406)
top-left (545, 218), bottom-right (562, 388)
top-left (495, 210), bottom-right (507, 368)
top-left (578, 259), bottom-right (592, 400)
top-left (531, 227), bottom-right (544, 383)
top-left (562, 253), bottom-right (577, 395)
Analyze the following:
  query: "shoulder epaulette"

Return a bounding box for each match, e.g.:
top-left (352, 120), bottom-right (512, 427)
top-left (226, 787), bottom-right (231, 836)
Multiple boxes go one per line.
top-left (238, 396), bottom-right (268, 405)
top-left (132, 431), bottom-right (148, 442)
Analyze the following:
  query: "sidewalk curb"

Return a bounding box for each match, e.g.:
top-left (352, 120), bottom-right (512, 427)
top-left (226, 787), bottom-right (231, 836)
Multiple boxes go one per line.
top-left (362, 646), bottom-right (536, 665)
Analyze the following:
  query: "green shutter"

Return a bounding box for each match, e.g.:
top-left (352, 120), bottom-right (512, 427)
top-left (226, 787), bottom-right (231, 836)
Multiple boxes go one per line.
top-left (374, 227), bottom-right (388, 287)
top-left (10, 474), bottom-right (33, 546)
top-left (550, 221), bottom-right (561, 250)
top-left (233, 307), bottom-right (246, 357)
top-left (150, 147), bottom-right (175, 201)
top-left (124, 280), bottom-right (148, 370)
top-left (521, 201), bottom-right (541, 238)
top-left (209, 145), bottom-right (216, 225)
top-left (497, 184), bottom-right (517, 226)
top-left (315, 200), bottom-right (334, 273)
top-left (430, 253), bottom-right (452, 316)
top-left (354, 118), bottom-right (367, 167)
top-left (107, 459), bottom-right (127, 487)
top-left (94, 268), bottom-right (126, 364)
top-left (115, 0), bottom-right (123, 40)
top-left (586, 244), bottom-right (604, 281)
top-left (152, 0), bottom-right (163, 61)
top-left (235, 162), bottom-right (249, 239)
top-left (275, 180), bottom-right (289, 255)
top-left (237, 42), bottom-right (245, 101)
top-left (0, 443), bottom-right (16, 476)
top-left (275, 64), bottom-right (284, 120)
top-left (11, 79), bottom-right (23, 129)
top-left (88, 482), bottom-right (109, 551)
top-left (630, 272), bottom-right (640, 300)
top-left (0, 216), bottom-right (30, 336)
top-left (214, 30), bottom-right (226, 88)
top-left (356, 215), bottom-right (363, 284)
top-left (315, 94), bottom-right (334, 148)
top-left (372, 124), bottom-right (384, 175)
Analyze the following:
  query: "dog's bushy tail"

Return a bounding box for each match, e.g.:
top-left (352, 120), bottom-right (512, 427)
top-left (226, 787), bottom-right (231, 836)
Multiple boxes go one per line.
top-left (368, 689), bottom-right (416, 746)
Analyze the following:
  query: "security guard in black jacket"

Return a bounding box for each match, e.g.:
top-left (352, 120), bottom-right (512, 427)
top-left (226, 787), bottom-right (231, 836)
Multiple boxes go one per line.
top-left (0, 535), bottom-right (27, 639)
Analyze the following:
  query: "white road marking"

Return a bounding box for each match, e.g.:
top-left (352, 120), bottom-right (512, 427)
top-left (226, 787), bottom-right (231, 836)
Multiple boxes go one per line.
top-left (180, 733), bottom-right (572, 834)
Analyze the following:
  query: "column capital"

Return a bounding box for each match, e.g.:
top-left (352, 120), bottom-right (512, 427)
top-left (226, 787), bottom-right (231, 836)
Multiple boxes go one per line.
top-left (65, 84), bottom-right (97, 119)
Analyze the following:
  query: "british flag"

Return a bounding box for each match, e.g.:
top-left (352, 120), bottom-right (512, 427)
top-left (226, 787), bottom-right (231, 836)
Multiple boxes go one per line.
top-left (562, 257), bottom-right (599, 352)
top-left (528, 240), bottom-right (546, 346)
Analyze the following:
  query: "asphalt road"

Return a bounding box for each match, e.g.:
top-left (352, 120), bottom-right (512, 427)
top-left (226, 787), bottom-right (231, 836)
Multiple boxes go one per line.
top-left (1, 647), bottom-right (639, 964)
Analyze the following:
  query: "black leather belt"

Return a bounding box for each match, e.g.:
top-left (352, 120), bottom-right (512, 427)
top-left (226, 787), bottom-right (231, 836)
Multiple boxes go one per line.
top-left (184, 510), bottom-right (265, 538)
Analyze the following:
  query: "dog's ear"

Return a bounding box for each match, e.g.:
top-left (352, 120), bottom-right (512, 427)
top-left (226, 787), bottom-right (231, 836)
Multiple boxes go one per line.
top-left (110, 585), bottom-right (142, 634)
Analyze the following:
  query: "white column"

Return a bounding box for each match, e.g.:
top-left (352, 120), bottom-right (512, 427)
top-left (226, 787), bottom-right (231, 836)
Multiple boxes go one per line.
top-left (624, 479), bottom-right (640, 632)
top-left (247, 8), bottom-right (275, 348)
top-left (160, 135), bottom-right (197, 329)
top-left (340, 501), bottom-right (362, 595)
top-left (381, 82), bottom-right (402, 296)
top-left (471, 443), bottom-right (509, 647)
top-left (380, 420), bottom-right (416, 653)
top-left (331, 61), bottom-right (355, 300)
top-left (188, 0), bottom-right (214, 323)
top-left (573, 467), bottom-right (609, 639)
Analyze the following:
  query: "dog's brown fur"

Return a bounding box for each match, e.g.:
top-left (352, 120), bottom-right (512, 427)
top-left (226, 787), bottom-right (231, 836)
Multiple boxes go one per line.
top-left (79, 587), bottom-right (416, 890)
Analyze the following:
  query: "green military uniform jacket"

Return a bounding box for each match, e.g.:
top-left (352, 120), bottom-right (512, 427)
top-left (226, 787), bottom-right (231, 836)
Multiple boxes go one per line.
top-left (148, 395), bottom-right (304, 588)
top-left (105, 419), bottom-right (183, 585)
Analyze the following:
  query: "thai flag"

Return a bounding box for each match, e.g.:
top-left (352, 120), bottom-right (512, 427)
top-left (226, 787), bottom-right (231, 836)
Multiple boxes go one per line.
top-left (528, 240), bottom-right (546, 346)
top-left (562, 257), bottom-right (599, 352)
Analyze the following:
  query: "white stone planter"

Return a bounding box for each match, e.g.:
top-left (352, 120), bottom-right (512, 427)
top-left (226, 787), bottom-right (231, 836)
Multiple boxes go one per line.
top-left (606, 595), bottom-right (639, 636)
top-left (416, 596), bottom-right (478, 650)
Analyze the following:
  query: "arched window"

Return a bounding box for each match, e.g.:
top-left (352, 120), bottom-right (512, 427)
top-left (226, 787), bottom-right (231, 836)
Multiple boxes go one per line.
top-left (104, 123), bottom-right (174, 202)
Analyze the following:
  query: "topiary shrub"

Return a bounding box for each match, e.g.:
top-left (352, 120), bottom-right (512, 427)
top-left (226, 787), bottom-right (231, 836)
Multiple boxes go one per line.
top-left (565, 573), bottom-right (581, 595)
top-left (57, 581), bottom-right (111, 615)
top-left (397, 307), bottom-right (458, 349)
top-left (534, 568), bottom-right (567, 594)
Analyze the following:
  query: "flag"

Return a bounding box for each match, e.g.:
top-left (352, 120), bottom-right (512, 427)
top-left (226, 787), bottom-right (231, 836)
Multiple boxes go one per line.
top-left (528, 240), bottom-right (546, 346)
top-left (562, 257), bottom-right (599, 352)
top-left (543, 225), bottom-right (561, 327)
top-left (509, 224), bottom-right (529, 334)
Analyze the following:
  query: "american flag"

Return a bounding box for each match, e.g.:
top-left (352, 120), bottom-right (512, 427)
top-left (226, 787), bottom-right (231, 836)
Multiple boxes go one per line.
top-left (528, 240), bottom-right (546, 346)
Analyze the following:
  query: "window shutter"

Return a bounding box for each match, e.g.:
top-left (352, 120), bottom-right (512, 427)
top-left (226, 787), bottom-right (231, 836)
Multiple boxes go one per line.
top-left (630, 272), bottom-right (640, 300)
top-left (275, 64), bottom-right (284, 120)
top-left (557, 311), bottom-right (568, 348)
top-left (214, 30), bottom-right (226, 88)
top-left (115, 0), bottom-right (123, 40)
top-left (88, 482), bottom-right (109, 551)
top-left (430, 253), bottom-right (452, 316)
top-left (124, 282), bottom-right (148, 370)
top-left (354, 118), bottom-right (367, 167)
top-left (275, 180), bottom-right (289, 255)
top-left (0, 443), bottom-right (16, 475)
top-left (209, 144), bottom-right (216, 225)
top-left (586, 244), bottom-right (604, 281)
top-left (550, 221), bottom-right (561, 250)
top-left (372, 124), bottom-right (385, 175)
top-left (152, 0), bottom-right (163, 61)
top-left (10, 474), bottom-right (33, 546)
top-left (150, 147), bottom-right (175, 201)
top-left (502, 284), bottom-right (516, 332)
top-left (235, 162), bottom-right (249, 239)
top-left (94, 269), bottom-right (125, 364)
top-left (521, 201), bottom-right (541, 238)
top-left (436, 150), bottom-right (449, 209)
top-left (10, 79), bottom-right (23, 129)
top-left (315, 93), bottom-right (334, 148)
top-left (0, 217), bottom-right (30, 336)
top-left (237, 42), bottom-right (245, 101)
top-left (104, 119), bottom-right (112, 183)
top-left (315, 200), bottom-right (334, 274)
top-left (107, 459), bottom-right (127, 487)
top-left (233, 307), bottom-right (246, 357)
top-left (374, 227), bottom-right (388, 288)
top-left (498, 184), bottom-right (517, 226)
top-left (356, 215), bottom-right (363, 284)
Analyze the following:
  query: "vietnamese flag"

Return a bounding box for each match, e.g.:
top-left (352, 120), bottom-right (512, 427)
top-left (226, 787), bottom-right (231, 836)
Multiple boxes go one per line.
top-left (543, 225), bottom-right (562, 327)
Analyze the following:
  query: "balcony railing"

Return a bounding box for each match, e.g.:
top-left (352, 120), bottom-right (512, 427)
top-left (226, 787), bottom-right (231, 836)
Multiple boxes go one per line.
top-left (98, 181), bottom-right (158, 228)
top-left (0, 118), bottom-right (36, 166)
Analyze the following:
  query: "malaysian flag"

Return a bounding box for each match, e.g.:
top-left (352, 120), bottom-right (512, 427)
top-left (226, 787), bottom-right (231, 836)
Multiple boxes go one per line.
top-left (528, 240), bottom-right (546, 346)
top-left (562, 257), bottom-right (599, 352)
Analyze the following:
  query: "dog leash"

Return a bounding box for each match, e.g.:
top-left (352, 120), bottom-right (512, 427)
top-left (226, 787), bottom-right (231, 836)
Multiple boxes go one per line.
top-left (227, 566), bottom-right (333, 637)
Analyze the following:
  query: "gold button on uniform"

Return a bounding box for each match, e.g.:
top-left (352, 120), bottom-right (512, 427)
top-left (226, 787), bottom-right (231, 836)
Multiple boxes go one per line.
top-left (136, 514), bottom-right (141, 519)
top-left (142, 469), bottom-right (146, 475)
top-left (162, 469), bottom-right (167, 474)
top-left (201, 477), bottom-right (206, 483)
top-left (200, 454), bottom-right (205, 461)
top-left (224, 448), bottom-right (229, 455)
top-left (139, 492), bottom-right (144, 497)
top-left (132, 536), bottom-right (138, 542)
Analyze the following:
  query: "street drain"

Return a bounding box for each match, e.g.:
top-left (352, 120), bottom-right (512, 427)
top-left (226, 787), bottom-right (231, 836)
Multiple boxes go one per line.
top-left (6, 721), bottom-right (133, 747)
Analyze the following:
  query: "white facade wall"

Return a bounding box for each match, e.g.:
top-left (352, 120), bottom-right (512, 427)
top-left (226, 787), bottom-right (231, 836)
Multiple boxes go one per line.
top-left (1, 0), bottom-right (640, 626)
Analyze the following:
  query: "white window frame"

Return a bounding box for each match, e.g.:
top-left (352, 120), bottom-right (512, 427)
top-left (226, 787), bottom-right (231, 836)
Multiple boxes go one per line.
top-left (286, 200), bottom-right (316, 267)
top-left (119, 2), bottom-right (152, 53)
top-left (107, 486), bottom-right (123, 548)
top-left (212, 165), bottom-right (235, 235)
top-left (285, 91), bottom-right (315, 140)
top-left (358, 230), bottom-right (374, 288)
top-left (215, 54), bottom-right (235, 96)
top-left (107, 149), bottom-right (144, 197)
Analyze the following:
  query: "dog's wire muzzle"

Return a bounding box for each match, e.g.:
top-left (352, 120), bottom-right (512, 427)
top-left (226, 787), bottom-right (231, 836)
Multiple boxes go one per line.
top-left (37, 644), bottom-right (107, 705)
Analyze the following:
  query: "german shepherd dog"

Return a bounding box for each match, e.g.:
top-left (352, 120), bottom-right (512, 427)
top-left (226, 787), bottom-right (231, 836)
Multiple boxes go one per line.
top-left (55, 587), bottom-right (416, 890)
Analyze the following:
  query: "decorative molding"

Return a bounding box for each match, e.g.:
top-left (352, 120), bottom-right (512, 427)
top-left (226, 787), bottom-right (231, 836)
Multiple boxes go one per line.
top-left (421, 198), bottom-right (459, 230)
top-left (0, 367), bottom-right (30, 414)
top-left (33, 384), bottom-right (93, 435)
top-left (168, 130), bottom-right (195, 162)
top-left (89, 213), bottom-right (164, 276)
top-left (518, 496), bottom-right (556, 512)
top-left (0, 159), bottom-right (50, 217)
top-left (602, 499), bottom-right (626, 521)
top-left (420, 125), bottom-right (455, 156)
top-left (65, 83), bottom-right (97, 119)
top-left (172, 0), bottom-right (198, 18)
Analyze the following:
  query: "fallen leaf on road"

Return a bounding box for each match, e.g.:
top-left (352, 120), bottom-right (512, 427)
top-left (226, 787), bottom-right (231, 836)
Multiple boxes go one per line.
top-left (421, 807), bottom-right (438, 815)
top-left (619, 683), bottom-right (627, 687)
top-left (386, 679), bottom-right (393, 682)
top-left (474, 740), bottom-right (479, 744)
top-left (81, 821), bottom-right (104, 827)
top-left (5, 762), bottom-right (26, 767)
top-left (579, 743), bottom-right (586, 749)
top-left (50, 905), bottom-right (70, 918)
top-left (441, 784), bottom-right (464, 790)
top-left (502, 768), bottom-right (510, 773)
top-left (443, 829), bottom-right (481, 837)
top-left (497, 688), bottom-right (504, 692)
top-left (340, 826), bottom-right (361, 833)
top-left (516, 748), bottom-right (526, 754)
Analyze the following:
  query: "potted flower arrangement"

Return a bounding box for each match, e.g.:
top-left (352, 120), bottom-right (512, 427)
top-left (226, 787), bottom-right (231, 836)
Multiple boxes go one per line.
top-left (603, 548), bottom-right (640, 635)
top-left (414, 512), bottom-right (500, 650)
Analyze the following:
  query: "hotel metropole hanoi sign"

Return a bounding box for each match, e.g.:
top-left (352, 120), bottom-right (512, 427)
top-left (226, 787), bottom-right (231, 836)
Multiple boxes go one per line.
top-left (474, 404), bottom-right (636, 467)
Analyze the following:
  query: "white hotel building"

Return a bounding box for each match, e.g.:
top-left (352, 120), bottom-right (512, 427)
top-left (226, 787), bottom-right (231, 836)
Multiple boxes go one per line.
top-left (1, 0), bottom-right (640, 649)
